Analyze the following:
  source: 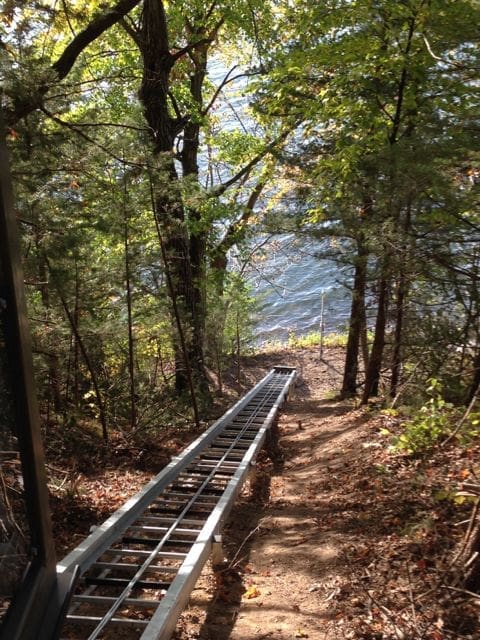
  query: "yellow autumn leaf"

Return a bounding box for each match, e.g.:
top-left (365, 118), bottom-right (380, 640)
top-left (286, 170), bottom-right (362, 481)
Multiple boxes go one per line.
top-left (244, 585), bottom-right (261, 599)
top-left (295, 630), bottom-right (309, 638)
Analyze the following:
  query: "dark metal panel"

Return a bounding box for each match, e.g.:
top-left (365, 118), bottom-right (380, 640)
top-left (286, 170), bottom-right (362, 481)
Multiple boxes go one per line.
top-left (0, 112), bottom-right (59, 639)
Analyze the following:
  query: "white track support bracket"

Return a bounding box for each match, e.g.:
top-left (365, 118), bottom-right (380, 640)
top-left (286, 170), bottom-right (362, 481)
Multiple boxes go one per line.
top-left (210, 535), bottom-right (224, 567)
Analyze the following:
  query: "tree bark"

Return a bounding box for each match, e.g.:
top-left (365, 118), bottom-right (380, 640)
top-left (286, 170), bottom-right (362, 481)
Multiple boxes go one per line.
top-left (138, 0), bottom-right (207, 395)
top-left (466, 348), bottom-right (480, 406)
top-left (341, 234), bottom-right (368, 398)
top-left (361, 273), bottom-right (389, 403)
top-left (123, 186), bottom-right (136, 430)
top-left (390, 272), bottom-right (406, 398)
top-left (36, 248), bottom-right (63, 413)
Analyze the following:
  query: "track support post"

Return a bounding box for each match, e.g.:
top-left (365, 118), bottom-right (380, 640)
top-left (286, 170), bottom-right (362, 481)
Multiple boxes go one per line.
top-left (248, 461), bottom-right (258, 494)
top-left (211, 535), bottom-right (225, 567)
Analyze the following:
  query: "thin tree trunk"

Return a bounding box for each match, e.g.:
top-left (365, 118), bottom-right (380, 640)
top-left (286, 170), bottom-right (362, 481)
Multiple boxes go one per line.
top-left (45, 258), bottom-right (108, 442)
top-left (466, 349), bottom-right (480, 406)
top-left (361, 274), bottom-right (389, 404)
top-left (148, 175), bottom-right (201, 429)
top-left (124, 221), bottom-right (136, 428)
top-left (36, 246), bottom-right (62, 412)
top-left (390, 201), bottom-right (412, 397)
top-left (341, 235), bottom-right (368, 398)
top-left (390, 272), bottom-right (406, 398)
top-left (73, 258), bottom-right (80, 409)
top-left (123, 173), bottom-right (136, 430)
top-left (360, 305), bottom-right (369, 374)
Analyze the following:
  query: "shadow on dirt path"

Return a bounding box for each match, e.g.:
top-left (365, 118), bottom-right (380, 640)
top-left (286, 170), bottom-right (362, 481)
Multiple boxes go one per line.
top-left (189, 389), bottom-right (368, 640)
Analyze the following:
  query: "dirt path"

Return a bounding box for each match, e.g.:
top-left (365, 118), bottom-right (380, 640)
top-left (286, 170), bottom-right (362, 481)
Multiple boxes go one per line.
top-left (174, 348), bottom-right (479, 640)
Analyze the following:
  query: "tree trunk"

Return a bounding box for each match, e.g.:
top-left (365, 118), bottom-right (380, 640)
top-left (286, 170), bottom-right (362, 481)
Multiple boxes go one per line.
top-left (181, 42), bottom-right (210, 398)
top-left (390, 272), bottom-right (406, 398)
top-left (45, 257), bottom-right (108, 441)
top-left (341, 234), bottom-right (368, 398)
top-left (139, 0), bottom-right (209, 397)
top-left (123, 187), bottom-right (136, 430)
top-left (361, 274), bottom-right (389, 403)
top-left (390, 201), bottom-right (412, 398)
top-left (466, 348), bottom-right (480, 406)
top-left (37, 247), bottom-right (63, 413)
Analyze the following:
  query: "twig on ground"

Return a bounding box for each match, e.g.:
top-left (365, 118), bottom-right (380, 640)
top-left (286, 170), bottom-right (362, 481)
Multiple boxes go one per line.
top-left (406, 564), bottom-right (419, 634)
top-left (215, 522), bottom-right (263, 573)
top-left (450, 495), bottom-right (480, 569)
top-left (363, 587), bottom-right (407, 640)
top-left (442, 584), bottom-right (480, 600)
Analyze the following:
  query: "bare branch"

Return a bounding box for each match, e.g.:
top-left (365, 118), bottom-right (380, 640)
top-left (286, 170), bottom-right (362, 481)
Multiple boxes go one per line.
top-left (120, 16), bottom-right (142, 48)
top-left (171, 37), bottom-right (213, 61)
top-left (209, 128), bottom-right (293, 198)
top-left (40, 107), bottom-right (147, 169)
top-left (202, 65), bottom-right (238, 116)
top-left (422, 34), bottom-right (472, 70)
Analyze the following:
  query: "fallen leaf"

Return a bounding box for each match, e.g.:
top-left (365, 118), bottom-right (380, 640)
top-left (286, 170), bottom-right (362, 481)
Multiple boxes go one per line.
top-left (244, 585), bottom-right (261, 599)
top-left (416, 559), bottom-right (427, 571)
top-left (295, 630), bottom-right (309, 638)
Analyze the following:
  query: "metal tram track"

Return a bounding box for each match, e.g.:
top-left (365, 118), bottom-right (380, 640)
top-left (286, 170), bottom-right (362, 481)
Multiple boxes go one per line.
top-left (57, 366), bottom-right (296, 640)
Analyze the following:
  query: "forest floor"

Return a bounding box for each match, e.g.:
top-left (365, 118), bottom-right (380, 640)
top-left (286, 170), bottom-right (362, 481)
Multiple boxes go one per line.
top-left (48, 345), bottom-right (480, 640)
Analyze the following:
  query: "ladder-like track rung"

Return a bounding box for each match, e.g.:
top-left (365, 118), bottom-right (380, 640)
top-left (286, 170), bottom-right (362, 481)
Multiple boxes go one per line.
top-left (83, 576), bottom-right (171, 589)
top-left (72, 595), bottom-right (158, 608)
top-left (137, 516), bottom-right (203, 528)
top-left (121, 536), bottom-right (189, 547)
top-left (127, 525), bottom-right (199, 535)
top-left (66, 615), bottom-right (149, 627)
top-left (92, 561), bottom-right (178, 573)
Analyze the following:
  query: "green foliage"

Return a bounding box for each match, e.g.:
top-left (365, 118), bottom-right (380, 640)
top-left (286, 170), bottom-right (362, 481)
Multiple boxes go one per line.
top-left (206, 273), bottom-right (256, 362)
top-left (286, 331), bottom-right (350, 349)
top-left (390, 379), bottom-right (459, 454)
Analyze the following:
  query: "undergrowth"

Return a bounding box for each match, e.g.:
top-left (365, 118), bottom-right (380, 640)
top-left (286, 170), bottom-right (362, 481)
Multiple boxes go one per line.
top-left (259, 330), bottom-right (351, 351)
top-left (383, 379), bottom-right (480, 455)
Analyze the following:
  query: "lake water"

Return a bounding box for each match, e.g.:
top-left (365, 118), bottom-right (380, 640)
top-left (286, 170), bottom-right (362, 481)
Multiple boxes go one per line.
top-left (208, 63), bottom-right (352, 342)
top-left (247, 234), bottom-right (351, 344)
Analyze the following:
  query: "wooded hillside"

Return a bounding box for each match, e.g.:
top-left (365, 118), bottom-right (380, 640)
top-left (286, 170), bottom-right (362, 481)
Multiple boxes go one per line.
top-left (1, 0), bottom-right (479, 436)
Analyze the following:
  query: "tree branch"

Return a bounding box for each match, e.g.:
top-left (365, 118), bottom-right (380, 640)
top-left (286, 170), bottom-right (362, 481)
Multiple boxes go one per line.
top-left (52, 0), bottom-right (142, 80)
top-left (209, 128), bottom-right (292, 198)
top-left (5, 0), bottom-right (143, 126)
top-left (40, 107), bottom-right (147, 169)
top-left (172, 36), bottom-right (214, 61)
top-left (202, 64), bottom-right (238, 116)
top-left (120, 15), bottom-right (142, 48)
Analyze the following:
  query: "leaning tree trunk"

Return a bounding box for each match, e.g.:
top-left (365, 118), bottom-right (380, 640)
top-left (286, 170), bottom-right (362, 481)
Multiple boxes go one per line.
top-left (361, 274), bottom-right (389, 404)
top-left (341, 234), bottom-right (368, 399)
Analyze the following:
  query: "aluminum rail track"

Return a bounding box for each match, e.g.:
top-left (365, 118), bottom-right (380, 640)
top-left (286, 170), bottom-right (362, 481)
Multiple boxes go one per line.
top-left (57, 366), bottom-right (296, 640)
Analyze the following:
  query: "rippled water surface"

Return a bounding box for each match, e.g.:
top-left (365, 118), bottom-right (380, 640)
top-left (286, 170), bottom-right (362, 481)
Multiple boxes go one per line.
top-left (247, 235), bottom-right (351, 343)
